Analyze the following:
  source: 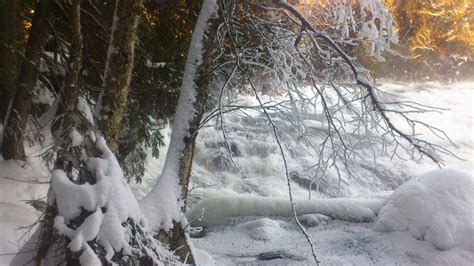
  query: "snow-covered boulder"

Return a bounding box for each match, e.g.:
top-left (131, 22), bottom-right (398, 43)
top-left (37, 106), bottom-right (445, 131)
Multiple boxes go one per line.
top-left (237, 218), bottom-right (285, 241)
top-left (374, 169), bottom-right (474, 250)
top-left (298, 213), bottom-right (331, 227)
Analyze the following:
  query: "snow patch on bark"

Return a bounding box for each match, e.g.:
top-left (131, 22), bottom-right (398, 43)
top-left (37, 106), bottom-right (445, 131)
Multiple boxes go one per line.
top-left (69, 128), bottom-right (83, 147)
top-left (77, 97), bottom-right (94, 124)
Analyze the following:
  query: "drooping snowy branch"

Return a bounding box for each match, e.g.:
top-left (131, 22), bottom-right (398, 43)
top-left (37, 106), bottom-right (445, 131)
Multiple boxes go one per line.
top-left (328, 0), bottom-right (398, 61)
top-left (201, 1), bottom-right (458, 262)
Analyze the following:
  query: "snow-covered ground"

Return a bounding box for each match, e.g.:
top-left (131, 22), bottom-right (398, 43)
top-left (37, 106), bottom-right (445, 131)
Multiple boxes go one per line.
top-left (0, 157), bottom-right (49, 265)
top-left (1, 82), bottom-right (473, 265)
top-left (194, 218), bottom-right (473, 265)
top-left (190, 168), bottom-right (473, 265)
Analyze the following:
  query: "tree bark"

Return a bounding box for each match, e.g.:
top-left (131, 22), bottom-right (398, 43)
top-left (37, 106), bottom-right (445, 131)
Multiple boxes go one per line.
top-left (1, 0), bottom-right (53, 160)
top-left (96, 0), bottom-right (143, 153)
top-left (0, 0), bottom-right (21, 127)
top-left (51, 0), bottom-right (84, 165)
top-left (175, 36), bottom-right (217, 210)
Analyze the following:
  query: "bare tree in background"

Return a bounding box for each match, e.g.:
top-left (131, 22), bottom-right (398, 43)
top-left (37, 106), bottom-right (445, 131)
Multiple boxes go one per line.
top-left (0, 0), bottom-right (22, 128)
top-left (1, 0), bottom-right (53, 160)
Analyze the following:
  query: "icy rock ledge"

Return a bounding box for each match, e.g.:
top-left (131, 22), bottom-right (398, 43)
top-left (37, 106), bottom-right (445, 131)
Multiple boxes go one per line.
top-left (374, 169), bottom-right (474, 250)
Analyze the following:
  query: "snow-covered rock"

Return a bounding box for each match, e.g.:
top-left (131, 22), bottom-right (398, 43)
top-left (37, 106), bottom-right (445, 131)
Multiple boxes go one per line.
top-left (374, 169), bottom-right (474, 250)
top-left (237, 218), bottom-right (284, 241)
top-left (298, 213), bottom-right (331, 227)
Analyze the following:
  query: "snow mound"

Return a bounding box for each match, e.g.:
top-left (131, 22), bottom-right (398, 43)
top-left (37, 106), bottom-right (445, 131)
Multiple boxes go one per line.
top-left (298, 213), bottom-right (331, 227)
top-left (237, 218), bottom-right (284, 241)
top-left (374, 169), bottom-right (474, 250)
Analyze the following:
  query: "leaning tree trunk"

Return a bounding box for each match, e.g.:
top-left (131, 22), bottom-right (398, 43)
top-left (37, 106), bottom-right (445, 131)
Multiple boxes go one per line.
top-left (0, 0), bottom-right (21, 129)
top-left (1, 0), bottom-right (53, 160)
top-left (139, 0), bottom-right (220, 263)
top-left (95, 0), bottom-right (143, 153)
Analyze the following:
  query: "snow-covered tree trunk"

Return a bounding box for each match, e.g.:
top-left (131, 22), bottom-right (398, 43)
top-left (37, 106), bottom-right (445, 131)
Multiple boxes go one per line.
top-left (140, 0), bottom-right (219, 262)
top-left (1, 0), bottom-right (53, 160)
top-left (95, 0), bottom-right (143, 153)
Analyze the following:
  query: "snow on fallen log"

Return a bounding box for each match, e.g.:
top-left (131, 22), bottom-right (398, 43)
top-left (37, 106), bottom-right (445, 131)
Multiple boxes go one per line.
top-left (188, 195), bottom-right (388, 226)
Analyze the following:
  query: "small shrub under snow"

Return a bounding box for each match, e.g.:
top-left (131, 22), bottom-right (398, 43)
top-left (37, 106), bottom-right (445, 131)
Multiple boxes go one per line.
top-left (374, 169), bottom-right (474, 250)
